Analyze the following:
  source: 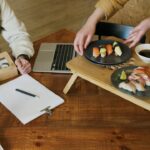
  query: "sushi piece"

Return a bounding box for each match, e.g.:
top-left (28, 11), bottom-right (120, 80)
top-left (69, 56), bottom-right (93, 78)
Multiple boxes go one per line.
top-left (105, 44), bottom-right (113, 55)
top-left (93, 47), bottom-right (100, 58)
top-left (119, 81), bottom-right (136, 93)
top-left (113, 41), bottom-right (118, 47)
top-left (114, 46), bottom-right (122, 56)
top-left (128, 73), bottom-right (140, 81)
top-left (145, 79), bottom-right (150, 86)
top-left (144, 66), bottom-right (150, 77)
top-left (138, 73), bottom-right (150, 86)
top-left (100, 47), bottom-right (107, 58)
top-left (130, 80), bottom-right (145, 92)
top-left (129, 75), bottom-right (146, 87)
top-left (133, 67), bottom-right (145, 74)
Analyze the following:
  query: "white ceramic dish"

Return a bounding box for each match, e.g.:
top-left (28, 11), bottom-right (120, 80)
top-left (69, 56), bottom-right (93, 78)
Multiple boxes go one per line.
top-left (135, 44), bottom-right (150, 63)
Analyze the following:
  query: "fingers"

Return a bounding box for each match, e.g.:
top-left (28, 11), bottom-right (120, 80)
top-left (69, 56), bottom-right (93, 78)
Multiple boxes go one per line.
top-left (74, 32), bottom-right (85, 56)
top-left (124, 28), bottom-right (145, 48)
top-left (74, 33), bottom-right (93, 56)
top-left (124, 34), bottom-right (136, 44)
top-left (84, 35), bottom-right (92, 49)
top-left (130, 26), bottom-right (140, 35)
top-left (128, 41), bottom-right (137, 48)
top-left (74, 22), bottom-right (95, 56)
top-left (124, 34), bottom-right (141, 48)
top-left (15, 58), bottom-right (31, 74)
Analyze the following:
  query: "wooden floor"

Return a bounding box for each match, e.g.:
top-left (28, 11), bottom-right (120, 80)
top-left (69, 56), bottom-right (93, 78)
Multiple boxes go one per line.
top-left (7, 0), bottom-right (97, 40)
top-left (1, 0), bottom-right (150, 51)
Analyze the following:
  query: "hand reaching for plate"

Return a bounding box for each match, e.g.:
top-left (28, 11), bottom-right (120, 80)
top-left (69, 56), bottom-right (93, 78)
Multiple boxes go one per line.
top-left (124, 18), bottom-right (150, 48)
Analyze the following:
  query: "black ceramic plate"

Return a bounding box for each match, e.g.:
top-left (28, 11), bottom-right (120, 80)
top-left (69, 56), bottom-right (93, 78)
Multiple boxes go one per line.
top-left (84, 40), bottom-right (131, 65)
top-left (111, 66), bottom-right (150, 97)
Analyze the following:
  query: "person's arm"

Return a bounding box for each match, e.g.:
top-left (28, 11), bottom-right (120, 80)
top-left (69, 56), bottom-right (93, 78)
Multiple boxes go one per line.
top-left (74, 8), bottom-right (105, 55)
top-left (74, 0), bottom-right (129, 55)
top-left (124, 18), bottom-right (150, 48)
top-left (0, 0), bottom-right (34, 74)
top-left (95, 0), bottom-right (129, 19)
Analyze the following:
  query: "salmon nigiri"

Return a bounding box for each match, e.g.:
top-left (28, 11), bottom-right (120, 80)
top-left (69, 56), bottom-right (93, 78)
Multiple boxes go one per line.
top-left (93, 47), bottom-right (100, 58)
top-left (106, 44), bottom-right (113, 55)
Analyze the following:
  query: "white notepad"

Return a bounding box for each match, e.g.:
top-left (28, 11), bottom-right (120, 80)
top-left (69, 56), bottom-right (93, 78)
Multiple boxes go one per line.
top-left (0, 74), bottom-right (64, 124)
top-left (0, 145), bottom-right (3, 150)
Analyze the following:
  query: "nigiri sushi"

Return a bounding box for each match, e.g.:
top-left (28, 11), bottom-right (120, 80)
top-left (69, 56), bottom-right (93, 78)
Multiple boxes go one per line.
top-left (145, 79), bottom-right (150, 86)
top-left (93, 47), bottom-right (100, 58)
top-left (106, 44), bottom-right (113, 55)
top-left (119, 82), bottom-right (136, 93)
top-left (133, 67), bottom-right (145, 74)
top-left (100, 47), bottom-right (107, 58)
top-left (130, 80), bottom-right (145, 92)
top-left (128, 73), bottom-right (141, 81)
top-left (144, 66), bottom-right (150, 77)
top-left (138, 73), bottom-right (150, 86)
top-left (114, 46), bottom-right (122, 56)
top-left (129, 74), bottom-right (146, 86)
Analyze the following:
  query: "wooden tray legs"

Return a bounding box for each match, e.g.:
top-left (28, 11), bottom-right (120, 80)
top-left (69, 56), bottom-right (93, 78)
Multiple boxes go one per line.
top-left (63, 72), bottom-right (78, 94)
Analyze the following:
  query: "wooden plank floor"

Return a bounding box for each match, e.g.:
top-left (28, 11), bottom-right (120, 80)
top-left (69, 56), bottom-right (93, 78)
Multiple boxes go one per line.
top-left (1, 0), bottom-right (150, 51)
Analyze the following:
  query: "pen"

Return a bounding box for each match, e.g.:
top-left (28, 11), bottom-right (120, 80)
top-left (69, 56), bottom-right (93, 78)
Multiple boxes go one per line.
top-left (15, 88), bottom-right (39, 98)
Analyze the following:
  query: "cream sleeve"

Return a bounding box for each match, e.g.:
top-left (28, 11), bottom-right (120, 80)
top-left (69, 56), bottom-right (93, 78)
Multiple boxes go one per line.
top-left (95, 0), bottom-right (129, 19)
top-left (0, 0), bottom-right (34, 59)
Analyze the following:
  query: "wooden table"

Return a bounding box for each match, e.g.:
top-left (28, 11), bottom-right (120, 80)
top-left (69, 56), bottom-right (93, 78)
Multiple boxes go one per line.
top-left (0, 29), bottom-right (150, 150)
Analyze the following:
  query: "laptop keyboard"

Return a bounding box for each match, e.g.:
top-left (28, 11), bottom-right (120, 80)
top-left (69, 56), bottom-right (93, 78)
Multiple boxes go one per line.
top-left (51, 44), bottom-right (75, 71)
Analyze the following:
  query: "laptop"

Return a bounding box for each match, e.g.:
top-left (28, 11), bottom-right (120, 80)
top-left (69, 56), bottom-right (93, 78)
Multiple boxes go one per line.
top-left (33, 43), bottom-right (76, 73)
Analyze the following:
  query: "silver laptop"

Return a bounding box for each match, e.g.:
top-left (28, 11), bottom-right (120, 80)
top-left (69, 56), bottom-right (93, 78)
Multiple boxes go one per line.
top-left (33, 43), bottom-right (76, 73)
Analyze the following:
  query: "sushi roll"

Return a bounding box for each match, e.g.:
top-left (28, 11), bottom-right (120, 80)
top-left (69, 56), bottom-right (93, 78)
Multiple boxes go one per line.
top-left (93, 47), bottom-right (100, 58)
top-left (114, 46), bottom-right (122, 56)
top-left (100, 47), bottom-right (107, 58)
top-left (119, 81), bottom-right (136, 93)
top-left (106, 44), bottom-right (113, 55)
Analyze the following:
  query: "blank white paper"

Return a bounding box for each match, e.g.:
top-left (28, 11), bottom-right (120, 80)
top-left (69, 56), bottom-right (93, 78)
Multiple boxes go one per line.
top-left (0, 74), bottom-right (64, 124)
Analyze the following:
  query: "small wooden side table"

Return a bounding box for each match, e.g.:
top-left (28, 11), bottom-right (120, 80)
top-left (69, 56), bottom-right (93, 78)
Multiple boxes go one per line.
top-left (63, 54), bottom-right (150, 111)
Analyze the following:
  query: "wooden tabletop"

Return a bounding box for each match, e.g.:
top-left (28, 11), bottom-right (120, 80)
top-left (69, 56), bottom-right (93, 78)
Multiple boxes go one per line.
top-left (0, 29), bottom-right (150, 150)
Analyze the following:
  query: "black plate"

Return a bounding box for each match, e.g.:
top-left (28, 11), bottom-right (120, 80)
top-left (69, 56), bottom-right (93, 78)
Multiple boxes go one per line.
top-left (84, 40), bottom-right (131, 65)
top-left (111, 66), bottom-right (150, 97)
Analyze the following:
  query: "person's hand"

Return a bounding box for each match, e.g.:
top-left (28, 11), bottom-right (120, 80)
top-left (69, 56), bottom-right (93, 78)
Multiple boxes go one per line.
top-left (74, 8), bottom-right (105, 55)
top-left (15, 56), bottom-right (31, 74)
top-left (74, 22), bottom-right (96, 55)
top-left (124, 18), bottom-right (150, 48)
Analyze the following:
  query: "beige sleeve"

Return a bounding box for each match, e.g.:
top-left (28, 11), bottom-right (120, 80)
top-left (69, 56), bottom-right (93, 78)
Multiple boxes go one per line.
top-left (95, 0), bottom-right (129, 19)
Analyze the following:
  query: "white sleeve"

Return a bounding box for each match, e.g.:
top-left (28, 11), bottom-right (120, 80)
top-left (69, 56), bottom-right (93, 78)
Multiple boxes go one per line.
top-left (0, 0), bottom-right (34, 58)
